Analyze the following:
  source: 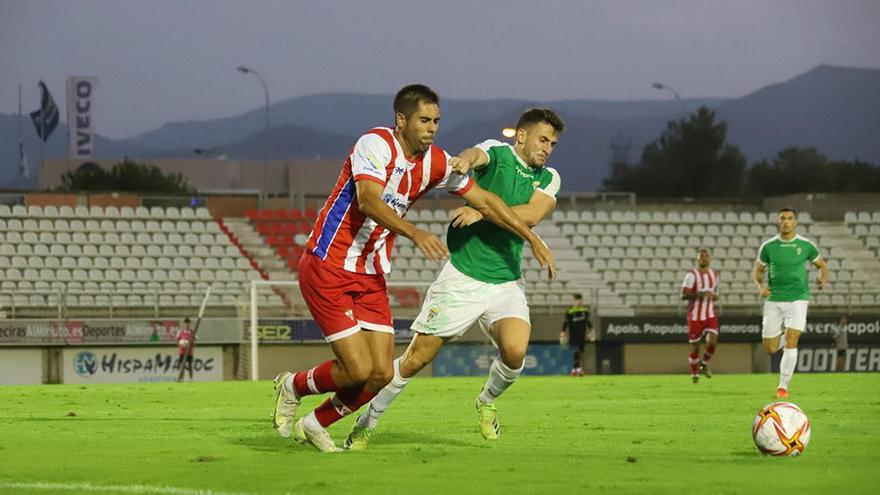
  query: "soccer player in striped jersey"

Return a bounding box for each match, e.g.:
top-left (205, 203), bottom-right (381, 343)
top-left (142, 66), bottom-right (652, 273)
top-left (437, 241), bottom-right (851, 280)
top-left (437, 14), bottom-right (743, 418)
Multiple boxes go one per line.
top-left (681, 248), bottom-right (719, 383)
top-left (270, 85), bottom-right (556, 452)
top-left (345, 108), bottom-right (564, 449)
top-left (754, 208), bottom-right (828, 398)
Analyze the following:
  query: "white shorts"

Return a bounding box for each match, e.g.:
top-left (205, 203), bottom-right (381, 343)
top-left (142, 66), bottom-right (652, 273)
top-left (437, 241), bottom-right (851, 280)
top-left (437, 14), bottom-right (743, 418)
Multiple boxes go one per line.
top-left (410, 261), bottom-right (530, 343)
top-left (762, 300), bottom-right (809, 338)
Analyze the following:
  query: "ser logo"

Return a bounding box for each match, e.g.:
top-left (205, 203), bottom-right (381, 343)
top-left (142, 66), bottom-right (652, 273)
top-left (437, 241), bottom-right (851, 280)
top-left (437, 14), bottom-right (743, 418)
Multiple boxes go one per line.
top-left (74, 352), bottom-right (98, 376)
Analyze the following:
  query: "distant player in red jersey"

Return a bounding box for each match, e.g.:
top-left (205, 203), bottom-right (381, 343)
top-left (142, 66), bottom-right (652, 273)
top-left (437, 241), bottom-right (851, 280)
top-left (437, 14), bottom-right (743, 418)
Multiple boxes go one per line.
top-left (175, 318), bottom-right (195, 382)
top-left (681, 248), bottom-right (719, 383)
top-left (270, 84), bottom-right (556, 452)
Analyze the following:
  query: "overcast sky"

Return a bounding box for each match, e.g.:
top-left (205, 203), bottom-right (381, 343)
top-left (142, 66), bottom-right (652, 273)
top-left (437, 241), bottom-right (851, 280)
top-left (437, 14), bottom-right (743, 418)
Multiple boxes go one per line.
top-left (2, 0), bottom-right (878, 139)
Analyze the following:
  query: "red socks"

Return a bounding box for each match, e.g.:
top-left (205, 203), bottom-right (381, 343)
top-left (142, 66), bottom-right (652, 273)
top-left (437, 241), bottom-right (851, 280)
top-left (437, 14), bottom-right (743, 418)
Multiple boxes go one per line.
top-left (313, 387), bottom-right (377, 427)
top-left (688, 352), bottom-right (700, 377)
top-left (702, 344), bottom-right (716, 363)
top-left (293, 360), bottom-right (338, 397)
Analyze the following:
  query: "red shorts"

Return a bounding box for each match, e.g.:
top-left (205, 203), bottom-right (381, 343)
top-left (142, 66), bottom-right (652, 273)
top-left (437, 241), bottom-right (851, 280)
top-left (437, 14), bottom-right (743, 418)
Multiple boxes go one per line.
top-left (687, 317), bottom-right (719, 343)
top-left (298, 252), bottom-right (393, 342)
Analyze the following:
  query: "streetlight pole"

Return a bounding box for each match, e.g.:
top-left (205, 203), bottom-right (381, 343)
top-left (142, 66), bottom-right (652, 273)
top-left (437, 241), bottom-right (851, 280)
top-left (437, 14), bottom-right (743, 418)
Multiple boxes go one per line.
top-left (237, 65), bottom-right (270, 188)
top-left (651, 82), bottom-right (685, 117)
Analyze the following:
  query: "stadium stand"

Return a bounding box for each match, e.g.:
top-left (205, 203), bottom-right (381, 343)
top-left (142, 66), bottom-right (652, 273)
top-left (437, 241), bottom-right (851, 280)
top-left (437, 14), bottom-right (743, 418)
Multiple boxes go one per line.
top-left (3, 202), bottom-right (879, 319)
top-left (0, 205), bottom-right (263, 318)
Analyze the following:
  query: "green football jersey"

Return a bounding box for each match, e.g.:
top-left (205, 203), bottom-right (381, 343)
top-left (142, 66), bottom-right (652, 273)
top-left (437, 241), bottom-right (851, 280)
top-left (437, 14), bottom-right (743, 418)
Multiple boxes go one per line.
top-left (447, 140), bottom-right (561, 284)
top-left (757, 234), bottom-right (821, 302)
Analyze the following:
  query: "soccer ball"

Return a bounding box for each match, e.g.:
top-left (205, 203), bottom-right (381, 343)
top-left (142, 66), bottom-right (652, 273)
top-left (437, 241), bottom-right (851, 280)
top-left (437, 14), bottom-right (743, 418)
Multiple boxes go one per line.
top-left (752, 401), bottom-right (811, 456)
top-left (178, 339), bottom-right (190, 348)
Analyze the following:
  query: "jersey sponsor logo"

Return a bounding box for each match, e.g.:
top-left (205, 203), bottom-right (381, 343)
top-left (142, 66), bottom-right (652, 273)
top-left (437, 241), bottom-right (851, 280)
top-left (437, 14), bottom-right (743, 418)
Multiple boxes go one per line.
top-left (364, 153), bottom-right (383, 171)
top-left (381, 192), bottom-right (407, 211)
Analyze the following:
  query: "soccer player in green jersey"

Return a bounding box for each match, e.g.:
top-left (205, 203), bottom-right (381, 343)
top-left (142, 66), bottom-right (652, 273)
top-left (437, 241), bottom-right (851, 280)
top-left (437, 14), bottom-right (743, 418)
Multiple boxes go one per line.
top-left (344, 108), bottom-right (564, 449)
top-left (754, 208), bottom-right (828, 398)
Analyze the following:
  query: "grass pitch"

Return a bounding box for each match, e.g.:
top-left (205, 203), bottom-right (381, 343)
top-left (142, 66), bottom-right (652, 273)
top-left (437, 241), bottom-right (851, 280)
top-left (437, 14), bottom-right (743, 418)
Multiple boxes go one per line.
top-left (1, 373), bottom-right (878, 495)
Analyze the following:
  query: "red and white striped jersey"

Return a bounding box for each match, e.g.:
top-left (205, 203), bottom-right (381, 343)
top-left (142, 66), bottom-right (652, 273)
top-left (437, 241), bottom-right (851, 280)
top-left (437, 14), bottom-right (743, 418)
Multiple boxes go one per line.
top-left (306, 127), bottom-right (473, 275)
top-left (681, 268), bottom-right (718, 321)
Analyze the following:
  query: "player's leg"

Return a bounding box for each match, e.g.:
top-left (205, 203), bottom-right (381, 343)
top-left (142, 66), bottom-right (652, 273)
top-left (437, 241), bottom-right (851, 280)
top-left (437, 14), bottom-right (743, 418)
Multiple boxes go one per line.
top-left (836, 349), bottom-right (846, 372)
top-left (348, 263), bottom-right (484, 449)
top-left (776, 301), bottom-right (807, 397)
top-left (187, 354), bottom-right (194, 380)
top-left (307, 330), bottom-right (394, 432)
top-left (574, 341), bottom-right (586, 376)
top-left (761, 301), bottom-right (785, 354)
top-left (346, 333), bottom-right (446, 450)
top-left (687, 320), bottom-right (702, 383)
top-left (699, 323), bottom-right (717, 378)
top-left (570, 329), bottom-right (585, 376)
top-left (476, 317), bottom-right (530, 440)
top-left (273, 256), bottom-right (376, 442)
top-left (689, 341), bottom-right (701, 383)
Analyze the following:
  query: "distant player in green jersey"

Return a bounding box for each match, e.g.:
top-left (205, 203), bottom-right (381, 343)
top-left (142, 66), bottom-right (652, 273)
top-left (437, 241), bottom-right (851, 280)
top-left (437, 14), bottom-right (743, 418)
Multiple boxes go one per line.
top-left (344, 108), bottom-right (564, 449)
top-left (754, 207), bottom-right (828, 398)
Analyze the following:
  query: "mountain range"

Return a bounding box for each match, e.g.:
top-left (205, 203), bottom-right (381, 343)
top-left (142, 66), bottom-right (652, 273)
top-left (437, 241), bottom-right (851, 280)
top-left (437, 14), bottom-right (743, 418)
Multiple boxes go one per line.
top-left (1, 64), bottom-right (878, 191)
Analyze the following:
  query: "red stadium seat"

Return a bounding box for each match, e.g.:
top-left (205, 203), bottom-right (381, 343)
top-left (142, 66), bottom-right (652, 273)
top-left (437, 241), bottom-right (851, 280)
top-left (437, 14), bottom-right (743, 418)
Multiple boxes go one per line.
top-left (257, 209), bottom-right (273, 222)
top-left (245, 208), bottom-right (258, 221)
top-left (274, 209), bottom-right (289, 221)
top-left (290, 209), bottom-right (304, 221)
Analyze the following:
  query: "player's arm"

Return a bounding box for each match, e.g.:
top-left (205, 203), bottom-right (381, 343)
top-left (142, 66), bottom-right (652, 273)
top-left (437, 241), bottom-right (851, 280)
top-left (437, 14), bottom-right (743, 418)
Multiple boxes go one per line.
top-left (459, 183), bottom-right (556, 279)
top-left (680, 272), bottom-right (697, 300)
top-left (355, 180), bottom-right (447, 261)
top-left (754, 261), bottom-right (770, 298)
top-left (813, 258), bottom-right (828, 289)
top-left (452, 189), bottom-right (555, 229)
top-left (449, 147), bottom-right (490, 175)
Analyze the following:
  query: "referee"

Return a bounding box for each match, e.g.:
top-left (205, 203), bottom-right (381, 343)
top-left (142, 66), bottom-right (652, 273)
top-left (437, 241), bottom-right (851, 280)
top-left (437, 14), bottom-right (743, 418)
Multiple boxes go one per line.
top-left (561, 293), bottom-right (592, 376)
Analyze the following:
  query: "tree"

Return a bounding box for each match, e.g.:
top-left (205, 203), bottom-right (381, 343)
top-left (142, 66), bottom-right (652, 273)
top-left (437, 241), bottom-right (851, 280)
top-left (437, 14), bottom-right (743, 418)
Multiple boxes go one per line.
top-left (58, 159), bottom-right (195, 194)
top-left (747, 148), bottom-right (880, 195)
top-left (603, 107), bottom-right (747, 197)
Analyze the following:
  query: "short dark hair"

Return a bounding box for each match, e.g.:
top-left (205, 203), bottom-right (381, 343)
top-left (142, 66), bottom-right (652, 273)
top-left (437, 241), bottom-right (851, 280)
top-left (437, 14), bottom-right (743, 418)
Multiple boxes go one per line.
top-left (184, 317), bottom-right (191, 323)
top-left (394, 84), bottom-right (439, 118)
top-left (573, 293), bottom-right (583, 300)
top-left (778, 207), bottom-right (798, 218)
top-left (516, 108), bottom-right (565, 133)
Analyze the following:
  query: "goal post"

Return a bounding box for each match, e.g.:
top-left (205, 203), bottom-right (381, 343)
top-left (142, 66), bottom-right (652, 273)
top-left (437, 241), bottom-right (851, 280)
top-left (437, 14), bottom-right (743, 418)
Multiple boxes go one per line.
top-left (238, 279), bottom-right (429, 381)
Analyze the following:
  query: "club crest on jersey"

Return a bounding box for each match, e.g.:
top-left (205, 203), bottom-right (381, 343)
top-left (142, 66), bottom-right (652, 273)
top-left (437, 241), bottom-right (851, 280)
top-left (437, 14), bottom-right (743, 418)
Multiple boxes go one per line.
top-left (797, 246), bottom-right (802, 256)
top-left (426, 306), bottom-right (440, 322)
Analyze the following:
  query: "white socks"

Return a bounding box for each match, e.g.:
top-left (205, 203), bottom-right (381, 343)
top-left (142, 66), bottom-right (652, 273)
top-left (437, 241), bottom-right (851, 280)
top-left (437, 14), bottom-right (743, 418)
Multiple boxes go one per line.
top-left (478, 356), bottom-right (523, 404)
top-left (358, 357), bottom-right (410, 429)
top-left (778, 348), bottom-right (798, 390)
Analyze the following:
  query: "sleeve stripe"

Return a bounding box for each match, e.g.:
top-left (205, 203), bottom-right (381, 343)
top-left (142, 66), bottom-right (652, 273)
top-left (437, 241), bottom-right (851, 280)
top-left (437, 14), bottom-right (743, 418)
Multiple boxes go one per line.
top-left (353, 174), bottom-right (385, 186)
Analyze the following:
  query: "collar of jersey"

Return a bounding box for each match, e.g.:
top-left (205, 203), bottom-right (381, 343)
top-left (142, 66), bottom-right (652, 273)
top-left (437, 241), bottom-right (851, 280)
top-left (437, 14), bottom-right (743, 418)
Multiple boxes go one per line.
top-left (775, 234), bottom-right (803, 243)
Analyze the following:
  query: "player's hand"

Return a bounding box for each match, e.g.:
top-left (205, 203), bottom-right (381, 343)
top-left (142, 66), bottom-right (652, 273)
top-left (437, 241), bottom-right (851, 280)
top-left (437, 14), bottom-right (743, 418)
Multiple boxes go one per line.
top-left (758, 286), bottom-right (770, 298)
top-left (817, 276), bottom-right (827, 290)
top-left (449, 156), bottom-right (472, 175)
top-left (451, 206), bottom-right (483, 228)
top-left (529, 235), bottom-right (556, 280)
top-left (411, 229), bottom-right (448, 262)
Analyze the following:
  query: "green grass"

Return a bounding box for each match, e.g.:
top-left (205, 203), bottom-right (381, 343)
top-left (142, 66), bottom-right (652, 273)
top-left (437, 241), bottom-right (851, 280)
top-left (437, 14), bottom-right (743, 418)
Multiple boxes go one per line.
top-left (1, 374), bottom-right (878, 495)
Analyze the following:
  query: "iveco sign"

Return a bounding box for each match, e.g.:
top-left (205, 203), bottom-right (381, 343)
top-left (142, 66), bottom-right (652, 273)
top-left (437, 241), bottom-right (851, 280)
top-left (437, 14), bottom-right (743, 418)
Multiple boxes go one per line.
top-left (67, 76), bottom-right (97, 159)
